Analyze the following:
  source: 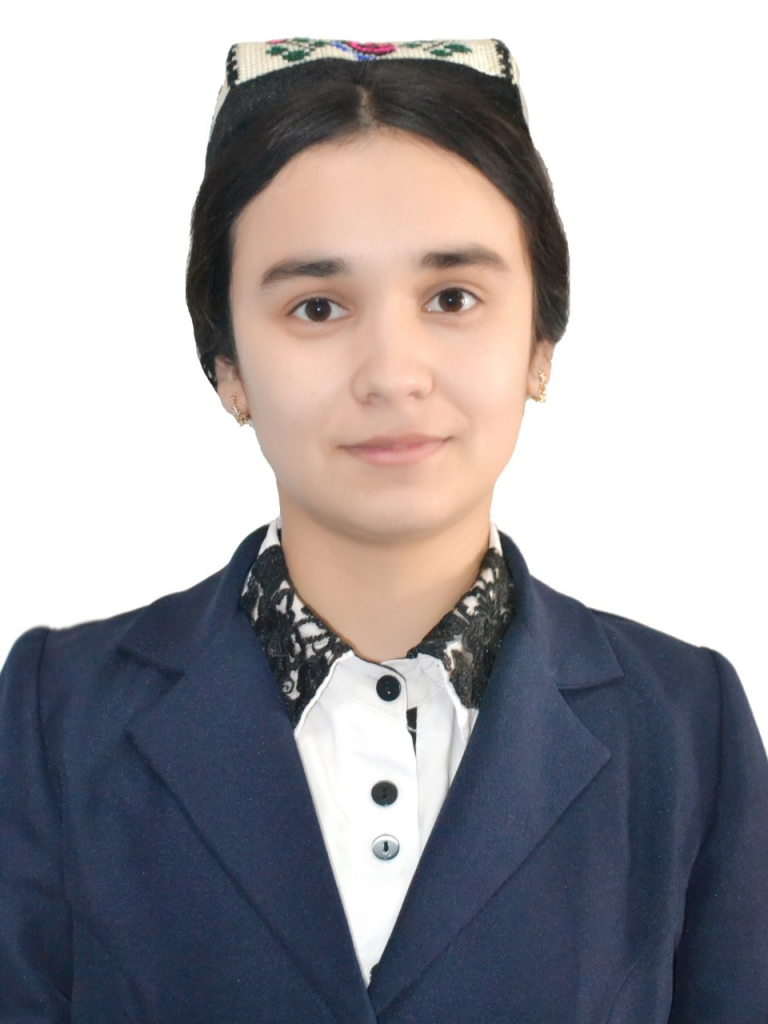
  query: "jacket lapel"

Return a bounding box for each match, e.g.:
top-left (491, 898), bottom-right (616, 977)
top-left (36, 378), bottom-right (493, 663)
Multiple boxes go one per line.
top-left (120, 527), bottom-right (376, 1024)
top-left (367, 531), bottom-right (624, 1014)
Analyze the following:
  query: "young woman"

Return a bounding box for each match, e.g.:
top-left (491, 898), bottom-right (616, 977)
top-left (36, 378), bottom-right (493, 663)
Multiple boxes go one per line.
top-left (1, 37), bottom-right (766, 1024)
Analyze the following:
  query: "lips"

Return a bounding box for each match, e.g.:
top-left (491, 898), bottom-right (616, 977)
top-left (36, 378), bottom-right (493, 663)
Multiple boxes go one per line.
top-left (343, 436), bottom-right (448, 466)
top-left (346, 433), bottom-right (445, 449)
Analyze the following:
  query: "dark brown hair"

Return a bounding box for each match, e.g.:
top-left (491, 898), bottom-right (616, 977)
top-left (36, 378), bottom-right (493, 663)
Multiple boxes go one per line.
top-left (186, 59), bottom-right (569, 389)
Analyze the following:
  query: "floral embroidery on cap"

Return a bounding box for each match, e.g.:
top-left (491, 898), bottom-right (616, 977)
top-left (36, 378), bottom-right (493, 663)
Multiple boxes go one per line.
top-left (265, 38), bottom-right (332, 63)
top-left (401, 40), bottom-right (473, 57)
top-left (261, 38), bottom-right (475, 67)
top-left (346, 42), bottom-right (397, 55)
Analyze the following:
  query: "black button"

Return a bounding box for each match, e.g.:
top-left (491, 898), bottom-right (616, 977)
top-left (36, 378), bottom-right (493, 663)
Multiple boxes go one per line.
top-left (371, 781), bottom-right (398, 806)
top-left (376, 674), bottom-right (401, 701)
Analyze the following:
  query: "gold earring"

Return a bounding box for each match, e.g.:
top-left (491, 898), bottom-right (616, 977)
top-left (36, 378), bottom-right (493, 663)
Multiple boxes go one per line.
top-left (535, 370), bottom-right (547, 403)
top-left (230, 394), bottom-right (251, 426)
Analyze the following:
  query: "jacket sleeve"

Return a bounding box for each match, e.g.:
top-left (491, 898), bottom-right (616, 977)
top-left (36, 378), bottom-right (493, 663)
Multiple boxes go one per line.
top-left (0, 627), bottom-right (72, 1022)
top-left (668, 648), bottom-right (768, 1023)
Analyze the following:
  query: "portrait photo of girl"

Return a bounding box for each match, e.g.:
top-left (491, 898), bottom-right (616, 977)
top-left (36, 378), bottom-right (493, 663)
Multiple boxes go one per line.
top-left (1, 7), bottom-right (766, 1023)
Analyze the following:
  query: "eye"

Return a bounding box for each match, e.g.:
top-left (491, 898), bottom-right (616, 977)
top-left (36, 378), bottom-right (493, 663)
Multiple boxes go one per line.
top-left (290, 297), bottom-right (347, 323)
top-left (424, 287), bottom-right (479, 314)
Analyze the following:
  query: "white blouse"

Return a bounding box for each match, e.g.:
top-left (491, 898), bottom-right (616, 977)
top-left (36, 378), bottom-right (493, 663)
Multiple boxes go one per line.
top-left (240, 517), bottom-right (514, 983)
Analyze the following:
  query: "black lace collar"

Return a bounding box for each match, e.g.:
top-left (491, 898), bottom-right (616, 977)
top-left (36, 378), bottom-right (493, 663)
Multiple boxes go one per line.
top-left (241, 518), bottom-right (515, 728)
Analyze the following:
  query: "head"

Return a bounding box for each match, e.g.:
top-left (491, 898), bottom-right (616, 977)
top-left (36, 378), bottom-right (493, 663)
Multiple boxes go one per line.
top-left (186, 49), bottom-right (569, 544)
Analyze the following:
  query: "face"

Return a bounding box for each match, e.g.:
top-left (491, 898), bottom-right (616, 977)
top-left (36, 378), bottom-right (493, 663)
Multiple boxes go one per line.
top-left (218, 127), bottom-right (553, 545)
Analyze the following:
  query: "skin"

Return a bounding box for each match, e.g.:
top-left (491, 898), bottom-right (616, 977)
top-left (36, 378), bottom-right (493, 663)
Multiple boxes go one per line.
top-left (216, 126), bottom-right (553, 663)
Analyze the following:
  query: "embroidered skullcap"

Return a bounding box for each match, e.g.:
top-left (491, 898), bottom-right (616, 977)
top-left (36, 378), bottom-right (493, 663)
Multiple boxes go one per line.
top-left (206, 38), bottom-right (531, 168)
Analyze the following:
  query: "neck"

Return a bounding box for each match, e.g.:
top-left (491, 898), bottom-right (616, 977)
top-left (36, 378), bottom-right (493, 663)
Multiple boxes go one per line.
top-left (276, 501), bottom-right (493, 664)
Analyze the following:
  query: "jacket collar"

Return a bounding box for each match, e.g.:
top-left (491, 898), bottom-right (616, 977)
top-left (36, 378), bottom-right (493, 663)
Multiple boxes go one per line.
top-left (119, 524), bottom-right (624, 1019)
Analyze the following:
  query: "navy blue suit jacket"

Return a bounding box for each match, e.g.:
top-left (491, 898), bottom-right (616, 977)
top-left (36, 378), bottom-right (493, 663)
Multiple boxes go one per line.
top-left (2, 524), bottom-right (767, 1023)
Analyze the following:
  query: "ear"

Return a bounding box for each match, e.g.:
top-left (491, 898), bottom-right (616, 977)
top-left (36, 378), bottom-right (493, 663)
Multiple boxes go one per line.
top-left (526, 339), bottom-right (555, 401)
top-left (214, 355), bottom-right (250, 420)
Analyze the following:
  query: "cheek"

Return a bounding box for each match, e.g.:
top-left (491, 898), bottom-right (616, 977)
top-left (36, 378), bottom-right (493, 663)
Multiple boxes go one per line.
top-left (476, 390), bottom-right (527, 446)
top-left (462, 350), bottom-right (529, 457)
top-left (241, 353), bottom-right (335, 468)
top-left (463, 341), bottom-right (530, 409)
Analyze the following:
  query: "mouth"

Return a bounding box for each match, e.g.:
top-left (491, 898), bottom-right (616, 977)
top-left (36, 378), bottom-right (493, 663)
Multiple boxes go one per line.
top-left (342, 438), bottom-right (448, 466)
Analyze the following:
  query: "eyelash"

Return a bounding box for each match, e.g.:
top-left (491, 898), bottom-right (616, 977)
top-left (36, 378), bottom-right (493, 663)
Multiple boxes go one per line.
top-left (288, 287), bottom-right (480, 323)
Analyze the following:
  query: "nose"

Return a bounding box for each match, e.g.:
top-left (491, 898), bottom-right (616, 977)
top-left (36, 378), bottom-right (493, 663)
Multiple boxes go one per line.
top-left (350, 301), bottom-right (436, 405)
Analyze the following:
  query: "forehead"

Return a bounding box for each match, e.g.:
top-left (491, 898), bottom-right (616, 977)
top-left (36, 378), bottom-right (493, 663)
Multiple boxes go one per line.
top-left (231, 128), bottom-right (529, 273)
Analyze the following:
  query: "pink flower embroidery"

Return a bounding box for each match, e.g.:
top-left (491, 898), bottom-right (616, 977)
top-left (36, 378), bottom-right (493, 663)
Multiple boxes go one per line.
top-left (346, 41), bottom-right (397, 55)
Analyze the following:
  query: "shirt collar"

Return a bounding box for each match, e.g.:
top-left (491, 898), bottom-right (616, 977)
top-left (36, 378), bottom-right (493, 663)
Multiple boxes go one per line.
top-left (241, 517), bottom-right (515, 728)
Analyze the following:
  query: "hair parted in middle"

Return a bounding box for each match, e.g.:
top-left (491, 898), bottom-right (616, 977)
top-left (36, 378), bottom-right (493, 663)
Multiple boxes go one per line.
top-left (186, 56), bottom-right (569, 391)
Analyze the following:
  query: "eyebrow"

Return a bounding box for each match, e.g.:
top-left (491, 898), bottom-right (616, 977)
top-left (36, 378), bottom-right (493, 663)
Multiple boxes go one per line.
top-left (258, 244), bottom-right (511, 290)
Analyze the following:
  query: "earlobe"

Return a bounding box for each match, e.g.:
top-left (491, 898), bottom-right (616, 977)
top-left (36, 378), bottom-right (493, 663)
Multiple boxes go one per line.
top-left (230, 394), bottom-right (252, 426)
top-left (527, 340), bottom-right (554, 402)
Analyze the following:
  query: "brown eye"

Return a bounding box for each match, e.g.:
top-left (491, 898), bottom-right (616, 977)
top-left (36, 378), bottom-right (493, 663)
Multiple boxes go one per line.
top-left (291, 297), bottom-right (346, 322)
top-left (425, 288), bottom-right (479, 314)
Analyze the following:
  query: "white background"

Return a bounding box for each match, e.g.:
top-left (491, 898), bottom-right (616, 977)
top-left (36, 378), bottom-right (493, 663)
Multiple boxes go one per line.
top-left (1, 1), bottom-right (766, 743)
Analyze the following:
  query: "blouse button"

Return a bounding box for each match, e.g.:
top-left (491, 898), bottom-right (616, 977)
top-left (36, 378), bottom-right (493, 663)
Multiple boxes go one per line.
top-left (372, 834), bottom-right (400, 860)
top-left (371, 781), bottom-right (398, 806)
top-left (376, 674), bottom-right (401, 701)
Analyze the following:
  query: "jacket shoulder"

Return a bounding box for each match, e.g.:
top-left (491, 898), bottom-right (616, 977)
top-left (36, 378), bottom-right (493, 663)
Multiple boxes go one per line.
top-left (529, 576), bottom-right (729, 728)
top-left (0, 561), bottom-right (239, 773)
top-left (13, 563), bottom-right (226, 670)
top-left (591, 601), bottom-right (707, 658)
top-left (537, 575), bottom-right (717, 669)
top-left (5, 525), bottom-right (269, 676)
